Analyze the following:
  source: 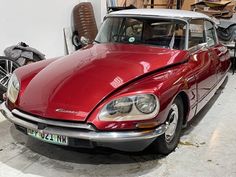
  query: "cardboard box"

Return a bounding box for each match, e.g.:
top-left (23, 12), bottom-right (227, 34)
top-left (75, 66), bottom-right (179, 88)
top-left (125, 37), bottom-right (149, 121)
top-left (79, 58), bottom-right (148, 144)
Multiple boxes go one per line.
top-left (204, 0), bottom-right (232, 7)
top-left (191, 0), bottom-right (236, 18)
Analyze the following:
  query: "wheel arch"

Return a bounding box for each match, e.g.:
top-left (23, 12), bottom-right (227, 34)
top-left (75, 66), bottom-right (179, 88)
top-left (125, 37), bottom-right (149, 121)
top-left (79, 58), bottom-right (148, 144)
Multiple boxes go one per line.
top-left (176, 91), bottom-right (190, 127)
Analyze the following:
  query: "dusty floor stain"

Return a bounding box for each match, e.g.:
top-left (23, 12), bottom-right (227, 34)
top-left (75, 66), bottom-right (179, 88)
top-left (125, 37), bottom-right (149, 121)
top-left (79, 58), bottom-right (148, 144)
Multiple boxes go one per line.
top-left (179, 141), bottom-right (199, 147)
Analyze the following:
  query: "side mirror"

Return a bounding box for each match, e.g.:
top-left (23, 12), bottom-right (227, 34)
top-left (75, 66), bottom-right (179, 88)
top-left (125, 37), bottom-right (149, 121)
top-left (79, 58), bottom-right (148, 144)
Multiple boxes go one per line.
top-left (80, 36), bottom-right (90, 46)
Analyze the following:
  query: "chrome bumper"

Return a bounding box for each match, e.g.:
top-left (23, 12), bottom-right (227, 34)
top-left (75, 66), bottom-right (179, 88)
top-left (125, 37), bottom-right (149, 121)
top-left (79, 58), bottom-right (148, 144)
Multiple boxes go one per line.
top-left (0, 102), bottom-right (167, 151)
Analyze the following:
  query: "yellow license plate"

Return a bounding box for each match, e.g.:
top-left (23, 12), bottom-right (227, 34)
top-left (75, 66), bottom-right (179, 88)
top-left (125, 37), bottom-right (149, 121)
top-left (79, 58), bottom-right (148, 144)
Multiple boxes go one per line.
top-left (27, 129), bottom-right (68, 145)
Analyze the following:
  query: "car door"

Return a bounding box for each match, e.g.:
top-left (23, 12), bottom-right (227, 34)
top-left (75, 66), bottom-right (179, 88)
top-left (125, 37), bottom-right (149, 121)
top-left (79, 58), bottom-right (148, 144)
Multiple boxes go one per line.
top-left (204, 20), bottom-right (221, 81)
top-left (188, 19), bottom-right (218, 112)
top-left (204, 20), bottom-right (230, 81)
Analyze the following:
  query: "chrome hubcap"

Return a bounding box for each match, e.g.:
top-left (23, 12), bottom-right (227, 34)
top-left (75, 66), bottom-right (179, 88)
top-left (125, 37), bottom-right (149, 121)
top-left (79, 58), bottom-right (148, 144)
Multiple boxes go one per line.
top-left (165, 103), bottom-right (179, 143)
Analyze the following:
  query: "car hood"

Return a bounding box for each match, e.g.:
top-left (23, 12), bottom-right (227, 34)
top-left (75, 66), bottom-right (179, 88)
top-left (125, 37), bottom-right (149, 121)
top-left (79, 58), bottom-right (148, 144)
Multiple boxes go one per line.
top-left (17, 44), bottom-right (188, 121)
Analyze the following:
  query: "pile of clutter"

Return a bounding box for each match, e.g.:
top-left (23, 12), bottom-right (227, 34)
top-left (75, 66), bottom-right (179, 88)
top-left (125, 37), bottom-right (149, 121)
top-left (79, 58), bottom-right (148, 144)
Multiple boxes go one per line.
top-left (193, 0), bottom-right (235, 18)
top-left (182, 0), bottom-right (236, 18)
top-left (183, 0), bottom-right (236, 58)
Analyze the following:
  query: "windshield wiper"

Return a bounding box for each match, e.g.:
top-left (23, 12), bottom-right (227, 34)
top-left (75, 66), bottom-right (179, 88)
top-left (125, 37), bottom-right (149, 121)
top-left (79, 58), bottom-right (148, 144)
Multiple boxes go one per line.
top-left (94, 40), bottom-right (101, 44)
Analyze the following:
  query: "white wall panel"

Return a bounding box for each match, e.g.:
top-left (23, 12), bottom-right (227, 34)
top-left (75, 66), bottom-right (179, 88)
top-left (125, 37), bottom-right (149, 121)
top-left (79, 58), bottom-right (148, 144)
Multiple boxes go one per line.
top-left (0, 0), bottom-right (107, 58)
top-left (0, 0), bottom-right (79, 58)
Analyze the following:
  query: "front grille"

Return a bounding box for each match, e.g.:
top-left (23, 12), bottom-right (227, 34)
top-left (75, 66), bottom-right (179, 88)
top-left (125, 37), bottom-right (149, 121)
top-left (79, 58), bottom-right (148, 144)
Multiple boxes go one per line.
top-left (12, 109), bottom-right (95, 131)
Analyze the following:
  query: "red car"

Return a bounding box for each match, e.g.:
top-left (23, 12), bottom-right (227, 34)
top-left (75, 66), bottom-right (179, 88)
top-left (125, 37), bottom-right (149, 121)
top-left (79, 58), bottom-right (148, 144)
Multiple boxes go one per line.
top-left (0, 9), bottom-right (231, 154)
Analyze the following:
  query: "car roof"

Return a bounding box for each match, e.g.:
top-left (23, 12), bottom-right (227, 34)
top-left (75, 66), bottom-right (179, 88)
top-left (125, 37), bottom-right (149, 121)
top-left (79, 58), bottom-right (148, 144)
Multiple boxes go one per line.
top-left (109, 9), bottom-right (212, 21)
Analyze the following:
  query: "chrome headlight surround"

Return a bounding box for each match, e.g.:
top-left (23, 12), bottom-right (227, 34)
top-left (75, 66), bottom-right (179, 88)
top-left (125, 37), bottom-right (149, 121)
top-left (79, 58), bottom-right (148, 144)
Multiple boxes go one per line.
top-left (99, 94), bottom-right (160, 121)
top-left (6, 73), bottom-right (20, 103)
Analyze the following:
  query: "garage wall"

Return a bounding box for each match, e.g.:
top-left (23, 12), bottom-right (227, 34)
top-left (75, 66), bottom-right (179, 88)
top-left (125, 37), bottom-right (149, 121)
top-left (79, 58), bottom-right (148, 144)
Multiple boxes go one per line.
top-left (0, 0), bottom-right (88, 58)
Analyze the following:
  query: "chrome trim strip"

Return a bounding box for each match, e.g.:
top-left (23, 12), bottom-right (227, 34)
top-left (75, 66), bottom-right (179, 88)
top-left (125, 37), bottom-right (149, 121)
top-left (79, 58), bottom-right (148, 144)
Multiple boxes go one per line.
top-left (11, 108), bottom-right (95, 131)
top-left (0, 102), bottom-right (167, 143)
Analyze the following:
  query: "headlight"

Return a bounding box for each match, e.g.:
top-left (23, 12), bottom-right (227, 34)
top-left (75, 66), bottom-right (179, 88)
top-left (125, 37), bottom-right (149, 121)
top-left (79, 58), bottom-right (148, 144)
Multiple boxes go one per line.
top-left (135, 94), bottom-right (157, 114)
top-left (6, 73), bottom-right (20, 103)
top-left (99, 94), bottom-right (160, 121)
top-left (106, 97), bottom-right (133, 115)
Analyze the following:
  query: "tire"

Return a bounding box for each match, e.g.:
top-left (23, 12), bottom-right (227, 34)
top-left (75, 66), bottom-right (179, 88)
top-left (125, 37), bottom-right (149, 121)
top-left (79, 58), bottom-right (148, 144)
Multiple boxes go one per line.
top-left (0, 56), bottom-right (20, 100)
top-left (153, 96), bottom-right (184, 155)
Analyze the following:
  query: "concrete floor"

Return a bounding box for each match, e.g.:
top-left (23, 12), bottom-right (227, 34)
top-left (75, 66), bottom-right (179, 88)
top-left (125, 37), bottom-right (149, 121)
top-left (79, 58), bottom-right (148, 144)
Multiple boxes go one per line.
top-left (0, 72), bottom-right (236, 177)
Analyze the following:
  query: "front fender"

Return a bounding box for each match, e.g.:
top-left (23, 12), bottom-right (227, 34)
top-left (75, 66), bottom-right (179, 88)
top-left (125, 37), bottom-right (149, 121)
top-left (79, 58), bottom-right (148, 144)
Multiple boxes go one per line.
top-left (87, 63), bottom-right (196, 131)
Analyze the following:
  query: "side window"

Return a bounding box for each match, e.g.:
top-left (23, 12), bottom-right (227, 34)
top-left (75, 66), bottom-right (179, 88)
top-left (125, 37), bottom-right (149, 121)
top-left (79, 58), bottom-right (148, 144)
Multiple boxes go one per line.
top-left (205, 21), bottom-right (217, 46)
top-left (189, 19), bottom-right (205, 48)
top-left (143, 21), bottom-right (186, 50)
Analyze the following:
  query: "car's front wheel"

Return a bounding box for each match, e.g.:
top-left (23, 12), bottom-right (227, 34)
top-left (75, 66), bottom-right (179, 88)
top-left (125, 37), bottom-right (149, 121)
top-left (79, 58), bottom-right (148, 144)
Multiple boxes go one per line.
top-left (0, 57), bottom-right (20, 101)
top-left (153, 96), bottom-right (184, 155)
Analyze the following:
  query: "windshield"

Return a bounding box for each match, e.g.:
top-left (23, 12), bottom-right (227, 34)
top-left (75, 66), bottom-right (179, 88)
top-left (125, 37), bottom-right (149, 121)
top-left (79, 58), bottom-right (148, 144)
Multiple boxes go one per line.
top-left (95, 17), bottom-right (187, 50)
